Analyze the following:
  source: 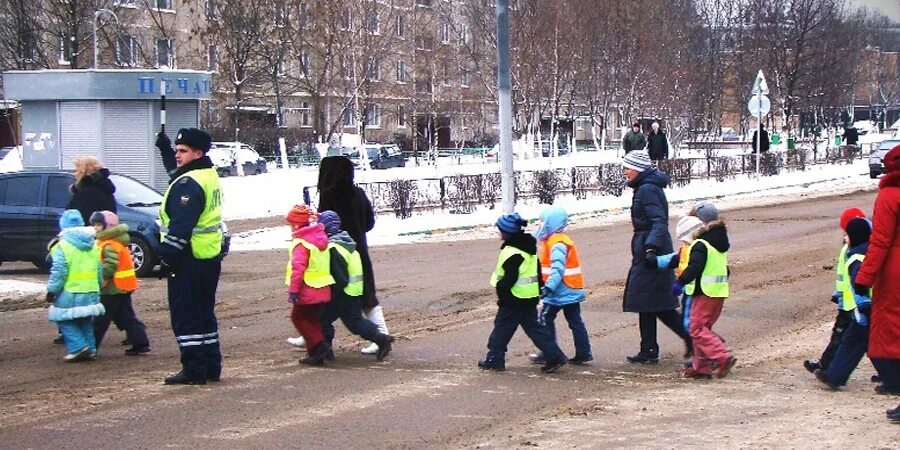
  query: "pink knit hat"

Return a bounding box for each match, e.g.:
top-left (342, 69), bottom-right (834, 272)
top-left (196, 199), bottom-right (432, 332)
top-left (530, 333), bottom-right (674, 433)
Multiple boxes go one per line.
top-left (89, 210), bottom-right (120, 229)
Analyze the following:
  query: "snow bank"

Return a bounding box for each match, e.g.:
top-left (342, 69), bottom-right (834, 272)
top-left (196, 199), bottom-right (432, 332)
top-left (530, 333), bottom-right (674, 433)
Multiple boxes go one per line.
top-left (0, 279), bottom-right (46, 300)
top-left (230, 159), bottom-right (875, 251)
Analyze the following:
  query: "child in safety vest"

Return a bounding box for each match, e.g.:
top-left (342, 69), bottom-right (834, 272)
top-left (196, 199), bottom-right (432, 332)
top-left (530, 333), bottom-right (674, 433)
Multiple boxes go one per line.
top-left (671, 202), bottom-right (736, 379)
top-left (285, 205), bottom-right (334, 366)
top-left (47, 209), bottom-right (106, 362)
top-left (804, 207), bottom-right (867, 374)
top-left (529, 206), bottom-right (592, 365)
top-left (316, 210), bottom-right (394, 362)
top-left (89, 211), bottom-right (151, 356)
top-left (657, 215), bottom-right (705, 340)
top-left (479, 212), bottom-right (568, 374)
top-left (814, 217), bottom-right (873, 390)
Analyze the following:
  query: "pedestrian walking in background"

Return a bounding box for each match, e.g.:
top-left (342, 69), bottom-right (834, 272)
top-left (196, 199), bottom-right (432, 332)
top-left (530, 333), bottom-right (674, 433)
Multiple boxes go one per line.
top-left (804, 207), bottom-right (867, 374)
top-left (673, 202), bottom-right (735, 379)
top-left (529, 206), bottom-right (592, 365)
top-left (285, 205), bottom-right (334, 366)
top-left (155, 128), bottom-right (226, 385)
top-left (316, 155), bottom-right (389, 355)
top-left (622, 122), bottom-right (647, 154)
top-left (751, 124), bottom-right (770, 153)
top-left (317, 210), bottom-right (394, 362)
top-left (621, 151), bottom-right (692, 364)
top-left (479, 213), bottom-right (568, 374)
top-left (47, 209), bottom-right (105, 363)
top-left (814, 217), bottom-right (873, 389)
top-left (855, 145), bottom-right (900, 422)
top-left (89, 210), bottom-right (151, 356)
top-left (647, 122), bottom-right (669, 161)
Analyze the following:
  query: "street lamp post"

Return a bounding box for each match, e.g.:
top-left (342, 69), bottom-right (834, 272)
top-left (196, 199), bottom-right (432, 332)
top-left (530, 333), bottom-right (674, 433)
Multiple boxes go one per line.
top-left (93, 9), bottom-right (119, 69)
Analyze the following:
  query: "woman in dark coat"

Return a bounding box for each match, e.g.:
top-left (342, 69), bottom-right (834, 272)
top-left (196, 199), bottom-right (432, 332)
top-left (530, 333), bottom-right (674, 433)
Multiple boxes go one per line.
top-left (67, 156), bottom-right (117, 224)
top-left (317, 156), bottom-right (388, 354)
top-left (621, 151), bottom-right (692, 364)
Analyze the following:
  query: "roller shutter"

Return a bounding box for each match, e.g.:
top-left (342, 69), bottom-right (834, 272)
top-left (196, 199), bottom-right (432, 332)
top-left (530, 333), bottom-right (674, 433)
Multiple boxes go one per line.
top-left (102, 101), bottom-right (152, 186)
top-left (59, 102), bottom-right (101, 169)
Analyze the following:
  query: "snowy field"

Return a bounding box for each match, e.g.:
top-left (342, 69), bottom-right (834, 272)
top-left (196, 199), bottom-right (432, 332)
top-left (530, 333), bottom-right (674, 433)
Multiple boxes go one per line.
top-left (229, 158), bottom-right (876, 251)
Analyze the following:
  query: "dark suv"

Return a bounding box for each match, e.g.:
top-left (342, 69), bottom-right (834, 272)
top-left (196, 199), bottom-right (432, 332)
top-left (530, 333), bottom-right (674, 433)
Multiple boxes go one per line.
top-left (0, 170), bottom-right (162, 277)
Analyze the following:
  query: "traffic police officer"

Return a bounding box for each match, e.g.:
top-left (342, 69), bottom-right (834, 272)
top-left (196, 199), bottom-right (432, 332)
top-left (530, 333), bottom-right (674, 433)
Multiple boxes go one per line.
top-left (155, 128), bottom-right (225, 385)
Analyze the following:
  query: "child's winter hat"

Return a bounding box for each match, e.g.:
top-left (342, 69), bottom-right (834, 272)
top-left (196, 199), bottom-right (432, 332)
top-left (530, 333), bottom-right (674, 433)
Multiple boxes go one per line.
top-left (692, 202), bottom-right (719, 223)
top-left (676, 215), bottom-right (704, 242)
top-left (845, 217), bottom-right (871, 247)
top-left (286, 204), bottom-right (315, 226)
top-left (59, 209), bottom-right (84, 229)
top-left (496, 212), bottom-right (528, 234)
top-left (622, 150), bottom-right (653, 172)
top-left (89, 210), bottom-right (119, 229)
top-left (318, 210), bottom-right (342, 236)
top-left (839, 207), bottom-right (866, 230)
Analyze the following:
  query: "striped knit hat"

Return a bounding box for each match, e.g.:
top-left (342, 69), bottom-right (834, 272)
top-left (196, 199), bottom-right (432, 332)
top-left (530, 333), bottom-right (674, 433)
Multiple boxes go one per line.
top-left (496, 212), bottom-right (528, 234)
top-left (676, 215), bottom-right (703, 242)
top-left (622, 150), bottom-right (653, 172)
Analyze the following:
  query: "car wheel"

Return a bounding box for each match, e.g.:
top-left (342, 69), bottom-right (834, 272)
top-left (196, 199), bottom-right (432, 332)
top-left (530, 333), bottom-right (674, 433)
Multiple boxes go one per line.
top-left (218, 168), bottom-right (230, 177)
top-left (870, 171), bottom-right (879, 179)
top-left (129, 234), bottom-right (157, 278)
top-left (32, 259), bottom-right (51, 273)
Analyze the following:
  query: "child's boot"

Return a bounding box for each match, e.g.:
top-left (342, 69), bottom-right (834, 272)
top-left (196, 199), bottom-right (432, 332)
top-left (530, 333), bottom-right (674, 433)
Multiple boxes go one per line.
top-left (478, 359), bottom-right (506, 371)
top-left (361, 306), bottom-right (389, 354)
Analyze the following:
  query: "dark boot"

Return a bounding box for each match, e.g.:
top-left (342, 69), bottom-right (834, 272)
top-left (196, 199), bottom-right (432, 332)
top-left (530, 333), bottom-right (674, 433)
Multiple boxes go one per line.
top-left (164, 370), bottom-right (206, 385)
top-left (814, 369), bottom-right (839, 390)
top-left (626, 352), bottom-right (660, 364)
top-left (375, 334), bottom-right (395, 362)
top-left (478, 360), bottom-right (506, 371)
top-left (803, 360), bottom-right (821, 373)
top-left (541, 357), bottom-right (567, 373)
top-left (300, 342), bottom-right (331, 366)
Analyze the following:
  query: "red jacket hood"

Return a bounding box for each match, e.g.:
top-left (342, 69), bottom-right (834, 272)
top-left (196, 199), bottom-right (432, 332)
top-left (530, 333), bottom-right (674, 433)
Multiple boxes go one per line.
top-left (291, 223), bottom-right (329, 249)
top-left (879, 171), bottom-right (900, 189)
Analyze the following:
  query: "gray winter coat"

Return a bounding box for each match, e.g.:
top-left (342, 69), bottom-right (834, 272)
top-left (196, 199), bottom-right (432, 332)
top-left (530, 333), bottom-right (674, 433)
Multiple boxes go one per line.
top-left (623, 169), bottom-right (678, 313)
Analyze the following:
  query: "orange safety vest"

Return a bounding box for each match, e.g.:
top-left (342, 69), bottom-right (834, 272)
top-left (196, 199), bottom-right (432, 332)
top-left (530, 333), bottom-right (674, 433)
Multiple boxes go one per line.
top-left (675, 245), bottom-right (691, 277)
top-left (539, 233), bottom-right (585, 289)
top-left (98, 239), bottom-right (138, 292)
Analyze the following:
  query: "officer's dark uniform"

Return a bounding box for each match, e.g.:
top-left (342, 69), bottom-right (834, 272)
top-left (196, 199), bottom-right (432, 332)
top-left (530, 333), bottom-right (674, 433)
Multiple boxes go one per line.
top-left (155, 128), bottom-right (225, 385)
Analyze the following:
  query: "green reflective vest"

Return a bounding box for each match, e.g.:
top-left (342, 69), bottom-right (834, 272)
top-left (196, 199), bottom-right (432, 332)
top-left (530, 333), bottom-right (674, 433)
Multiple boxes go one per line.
top-left (684, 239), bottom-right (729, 298)
top-left (159, 167), bottom-right (224, 260)
top-left (284, 238), bottom-right (336, 288)
top-left (834, 244), bottom-right (853, 300)
top-left (490, 246), bottom-right (540, 299)
top-left (58, 240), bottom-right (100, 293)
top-left (840, 253), bottom-right (871, 309)
top-left (330, 243), bottom-right (364, 296)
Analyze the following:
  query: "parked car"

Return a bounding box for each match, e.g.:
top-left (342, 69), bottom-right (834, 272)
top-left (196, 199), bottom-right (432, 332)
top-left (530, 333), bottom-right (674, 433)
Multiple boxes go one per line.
top-left (870, 139), bottom-right (900, 179)
top-left (0, 171), bottom-right (164, 276)
top-left (209, 142), bottom-right (268, 176)
top-left (344, 145), bottom-right (406, 169)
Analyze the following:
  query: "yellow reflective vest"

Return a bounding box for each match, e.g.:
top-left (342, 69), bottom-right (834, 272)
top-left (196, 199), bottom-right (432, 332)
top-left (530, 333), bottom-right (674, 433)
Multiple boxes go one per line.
top-left (159, 167), bottom-right (224, 260)
top-left (330, 243), bottom-right (364, 296)
top-left (284, 238), bottom-right (336, 288)
top-left (58, 240), bottom-right (101, 293)
top-left (840, 253), bottom-right (871, 309)
top-left (490, 246), bottom-right (540, 299)
top-left (684, 239), bottom-right (729, 298)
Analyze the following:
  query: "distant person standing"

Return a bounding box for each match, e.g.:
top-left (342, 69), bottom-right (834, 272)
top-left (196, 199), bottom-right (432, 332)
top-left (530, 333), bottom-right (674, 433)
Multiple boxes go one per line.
top-left (751, 125), bottom-right (770, 153)
top-left (842, 125), bottom-right (859, 147)
top-left (647, 122), bottom-right (669, 161)
top-left (622, 122), bottom-right (646, 154)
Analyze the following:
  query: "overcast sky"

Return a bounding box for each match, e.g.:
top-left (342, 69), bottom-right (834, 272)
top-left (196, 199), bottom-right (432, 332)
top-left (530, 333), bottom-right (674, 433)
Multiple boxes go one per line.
top-left (853, 0), bottom-right (900, 21)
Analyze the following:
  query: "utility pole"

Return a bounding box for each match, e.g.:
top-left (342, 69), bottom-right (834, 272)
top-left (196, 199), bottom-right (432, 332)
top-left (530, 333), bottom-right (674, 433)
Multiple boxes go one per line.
top-left (497, 0), bottom-right (513, 213)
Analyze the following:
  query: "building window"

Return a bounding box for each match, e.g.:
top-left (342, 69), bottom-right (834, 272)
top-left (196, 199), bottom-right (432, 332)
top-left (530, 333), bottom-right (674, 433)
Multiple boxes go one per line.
top-left (275, 3), bottom-right (290, 27)
top-left (298, 2), bottom-right (308, 28)
top-left (58, 36), bottom-right (73, 64)
top-left (441, 22), bottom-right (451, 43)
top-left (395, 15), bottom-right (404, 38)
top-left (415, 74), bottom-right (432, 93)
top-left (340, 56), bottom-right (351, 79)
top-left (21, 31), bottom-right (36, 61)
top-left (340, 7), bottom-right (351, 30)
top-left (442, 61), bottom-right (451, 85)
top-left (343, 106), bottom-right (355, 126)
top-left (299, 52), bottom-right (310, 77)
top-left (116, 35), bottom-right (136, 67)
top-left (416, 0), bottom-right (432, 7)
top-left (364, 58), bottom-right (380, 81)
top-left (398, 105), bottom-right (406, 127)
top-left (205, 0), bottom-right (217, 19)
top-left (299, 101), bottom-right (311, 127)
top-left (365, 104), bottom-right (381, 128)
top-left (115, 0), bottom-right (138, 7)
top-left (366, 9), bottom-right (379, 34)
top-left (458, 23), bottom-right (468, 44)
top-left (156, 0), bottom-right (174, 10)
top-left (207, 44), bottom-right (218, 70)
top-left (156, 38), bottom-right (173, 68)
top-left (396, 59), bottom-right (405, 83)
top-left (415, 34), bottom-right (433, 51)
top-left (460, 67), bottom-right (469, 87)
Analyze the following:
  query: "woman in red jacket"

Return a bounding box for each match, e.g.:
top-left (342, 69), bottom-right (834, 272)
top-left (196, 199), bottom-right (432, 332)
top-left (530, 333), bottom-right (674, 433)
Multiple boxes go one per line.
top-left (857, 144), bottom-right (900, 422)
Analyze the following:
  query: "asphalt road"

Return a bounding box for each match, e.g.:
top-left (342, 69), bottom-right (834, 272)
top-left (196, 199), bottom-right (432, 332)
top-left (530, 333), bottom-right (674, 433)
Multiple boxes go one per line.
top-left (1, 189), bottom-right (897, 448)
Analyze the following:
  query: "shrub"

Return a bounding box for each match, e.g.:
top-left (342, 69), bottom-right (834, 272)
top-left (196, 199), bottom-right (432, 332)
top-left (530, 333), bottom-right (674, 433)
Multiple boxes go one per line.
top-left (387, 179), bottom-right (417, 219)
top-left (534, 170), bottom-right (559, 205)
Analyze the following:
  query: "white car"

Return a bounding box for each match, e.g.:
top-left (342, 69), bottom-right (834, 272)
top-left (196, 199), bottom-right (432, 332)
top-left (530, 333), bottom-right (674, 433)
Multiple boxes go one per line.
top-left (209, 142), bottom-right (268, 176)
top-left (871, 139), bottom-right (900, 179)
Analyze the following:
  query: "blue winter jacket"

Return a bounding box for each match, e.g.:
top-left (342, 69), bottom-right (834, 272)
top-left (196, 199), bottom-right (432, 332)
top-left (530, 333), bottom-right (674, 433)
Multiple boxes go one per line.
top-left (47, 226), bottom-right (105, 322)
top-left (535, 207), bottom-right (586, 306)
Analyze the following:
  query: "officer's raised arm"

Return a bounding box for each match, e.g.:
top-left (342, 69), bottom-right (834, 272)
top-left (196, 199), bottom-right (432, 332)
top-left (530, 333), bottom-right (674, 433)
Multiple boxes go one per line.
top-left (155, 132), bottom-right (177, 175)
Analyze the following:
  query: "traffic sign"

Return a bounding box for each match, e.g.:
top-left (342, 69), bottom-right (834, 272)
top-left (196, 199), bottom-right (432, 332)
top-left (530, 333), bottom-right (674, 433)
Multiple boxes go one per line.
top-left (752, 70), bottom-right (769, 95)
top-left (748, 94), bottom-right (770, 117)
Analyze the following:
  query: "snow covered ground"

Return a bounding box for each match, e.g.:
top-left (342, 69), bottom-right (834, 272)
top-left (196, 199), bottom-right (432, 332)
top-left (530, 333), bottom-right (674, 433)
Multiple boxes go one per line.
top-left (0, 279), bottom-right (46, 304)
top-left (229, 158), bottom-right (876, 252)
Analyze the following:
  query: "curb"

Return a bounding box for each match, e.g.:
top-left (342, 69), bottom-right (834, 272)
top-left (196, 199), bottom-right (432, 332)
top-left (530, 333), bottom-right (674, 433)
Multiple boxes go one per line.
top-left (396, 173), bottom-right (870, 238)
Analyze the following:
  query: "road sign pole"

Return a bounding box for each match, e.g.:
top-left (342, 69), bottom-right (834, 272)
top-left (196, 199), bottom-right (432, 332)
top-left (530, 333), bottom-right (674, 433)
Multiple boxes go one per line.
top-left (756, 99), bottom-right (761, 178)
